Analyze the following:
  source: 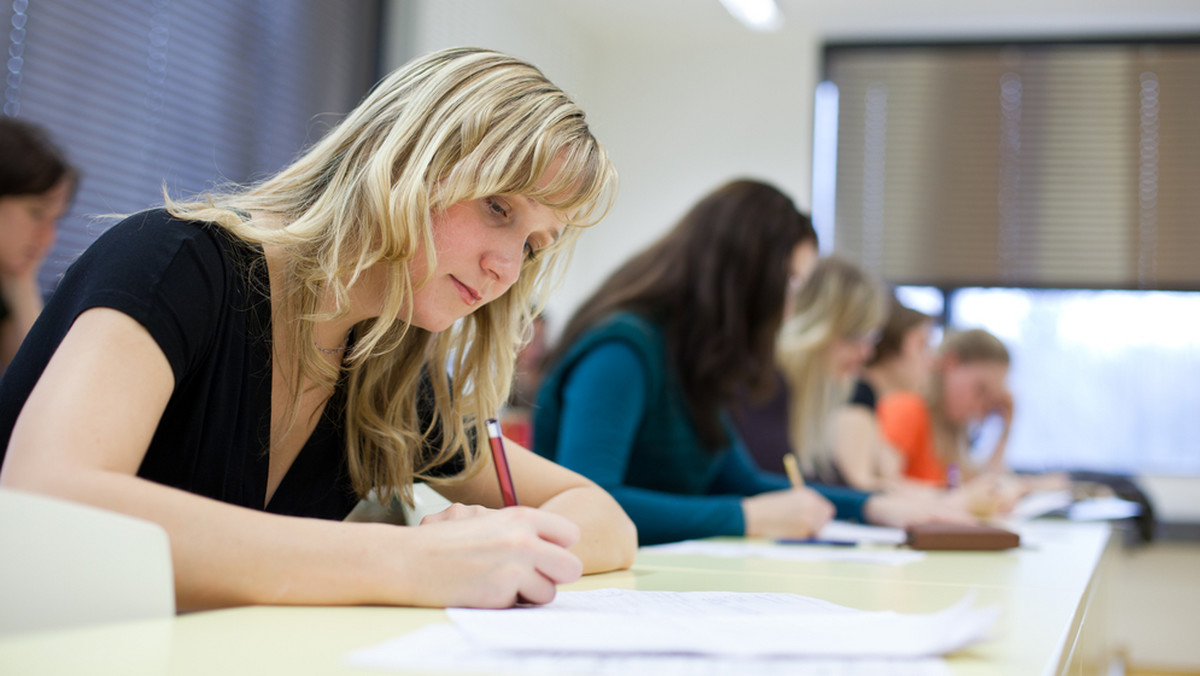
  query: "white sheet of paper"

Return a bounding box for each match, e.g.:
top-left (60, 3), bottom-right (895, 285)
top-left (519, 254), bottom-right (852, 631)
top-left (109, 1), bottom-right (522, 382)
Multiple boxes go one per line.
top-left (347, 623), bottom-right (955, 676)
top-left (1010, 490), bottom-right (1073, 521)
top-left (641, 539), bottom-right (924, 566)
top-left (818, 520), bottom-right (908, 545)
top-left (446, 588), bottom-right (998, 659)
top-left (1068, 496), bottom-right (1142, 520)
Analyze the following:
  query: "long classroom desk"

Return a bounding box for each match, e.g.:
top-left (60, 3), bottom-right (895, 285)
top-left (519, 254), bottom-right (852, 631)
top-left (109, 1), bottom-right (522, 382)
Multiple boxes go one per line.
top-left (0, 520), bottom-right (1112, 676)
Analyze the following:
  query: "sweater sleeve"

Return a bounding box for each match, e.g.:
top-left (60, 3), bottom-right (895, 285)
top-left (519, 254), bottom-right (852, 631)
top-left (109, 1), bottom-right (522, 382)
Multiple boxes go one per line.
top-left (554, 341), bottom-right (747, 545)
top-left (713, 429), bottom-right (872, 523)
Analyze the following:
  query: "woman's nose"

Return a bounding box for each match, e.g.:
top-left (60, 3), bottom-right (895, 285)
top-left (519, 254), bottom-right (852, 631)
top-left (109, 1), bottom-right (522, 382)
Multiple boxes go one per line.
top-left (482, 245), bottom-right (521, 288)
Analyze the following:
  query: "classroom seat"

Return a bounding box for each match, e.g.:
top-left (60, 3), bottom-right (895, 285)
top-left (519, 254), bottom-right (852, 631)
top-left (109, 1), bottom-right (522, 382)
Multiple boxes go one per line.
top-left (0, 488), bottom-right (175, 636)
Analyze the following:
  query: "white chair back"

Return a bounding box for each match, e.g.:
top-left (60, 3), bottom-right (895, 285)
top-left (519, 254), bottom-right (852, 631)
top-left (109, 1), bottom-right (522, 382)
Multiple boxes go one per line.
top-left (0, 488), bottom-right (175, 636)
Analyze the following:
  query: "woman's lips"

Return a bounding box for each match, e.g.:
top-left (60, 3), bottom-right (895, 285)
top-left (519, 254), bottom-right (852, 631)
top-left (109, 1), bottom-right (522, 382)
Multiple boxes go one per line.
top-left (451, 276), bottom-right (482, 305)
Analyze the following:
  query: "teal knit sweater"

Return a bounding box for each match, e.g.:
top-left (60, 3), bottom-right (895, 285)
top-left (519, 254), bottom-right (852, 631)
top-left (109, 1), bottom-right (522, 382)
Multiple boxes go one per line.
top-left (533, 312), bottom-right (870, 545)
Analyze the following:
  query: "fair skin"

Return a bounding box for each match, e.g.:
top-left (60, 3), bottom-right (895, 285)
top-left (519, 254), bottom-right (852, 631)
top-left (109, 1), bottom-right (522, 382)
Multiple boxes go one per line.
top-left (742, 241), bottom-right (837, 539)
top-left (1, 186), bottom-right (636, 611)
top-left (941, 356), bottom-right (1069, 504)
top-left (940, 356), bottom-right (1013, 474)
top-left (0, 178), bottom-right (71, 370)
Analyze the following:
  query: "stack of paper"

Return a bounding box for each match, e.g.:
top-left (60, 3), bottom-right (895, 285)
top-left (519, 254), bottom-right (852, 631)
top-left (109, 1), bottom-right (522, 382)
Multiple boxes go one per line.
top-left (346, 588), bottom-right (997, 675)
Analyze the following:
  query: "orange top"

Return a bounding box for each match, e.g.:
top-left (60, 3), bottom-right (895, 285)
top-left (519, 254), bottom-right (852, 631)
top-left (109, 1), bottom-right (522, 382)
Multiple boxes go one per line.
top-left (876, 391), bottom-right (946, 486)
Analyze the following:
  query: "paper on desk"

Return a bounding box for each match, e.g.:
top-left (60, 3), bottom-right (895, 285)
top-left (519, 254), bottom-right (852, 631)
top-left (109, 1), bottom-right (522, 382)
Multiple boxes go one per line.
top-left (819, 520), bottom-right (908, 545)
top-left (448, 588), bottom-right (998, 659)
top-left (1068, 495), bottom-right (1142, 520)
top-left (1010, 490), bottom-right (1074, 521)
top-left (1010, 491), bottom-right (1142, 522)
top-left (347, 623), bottom-right (954, 676)
top-left (642, 538), bottom-right (924, 565)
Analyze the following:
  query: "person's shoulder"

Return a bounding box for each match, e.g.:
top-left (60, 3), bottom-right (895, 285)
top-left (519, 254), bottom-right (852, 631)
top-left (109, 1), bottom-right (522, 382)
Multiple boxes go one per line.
top-left (96, 209), bottom-right (250, 269)
top-left (850, 379), bottom-right (878, 409)
top-left (586, 312), bottom-right (665, 349)
top-left (552, 311), bottom-right (665, 392)
top-left (105, 208), bottom-right (225, 243)
top-left (878, 391), bottom-right (928, 417)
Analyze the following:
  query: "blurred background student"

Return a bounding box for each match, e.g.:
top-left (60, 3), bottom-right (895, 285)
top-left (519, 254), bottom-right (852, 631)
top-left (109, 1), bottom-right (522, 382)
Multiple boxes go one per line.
top-left (736, 256), bottom-right (885, 482)
top-left (534, 179), bottom-right (969, 546)
top-left (734, 257), bottom-right (977, 523)
top-left (0, 118), bottom-right (76, 374)
top-left (878, 328), bottom-right (1014, 486)
top-left (832, 297), bottom-right (938, 493)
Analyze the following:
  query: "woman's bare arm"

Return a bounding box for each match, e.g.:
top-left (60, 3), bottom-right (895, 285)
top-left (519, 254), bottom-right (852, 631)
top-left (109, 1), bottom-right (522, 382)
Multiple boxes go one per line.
top-left (1, 308), bottom-right (584, 609)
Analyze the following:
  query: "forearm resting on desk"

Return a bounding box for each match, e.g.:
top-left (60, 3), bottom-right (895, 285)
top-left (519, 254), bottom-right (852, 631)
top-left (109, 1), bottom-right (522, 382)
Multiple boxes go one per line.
top-left (1, 462), bottom-right (595, 610)
top-left (537, 484), bottom-right (637, 574)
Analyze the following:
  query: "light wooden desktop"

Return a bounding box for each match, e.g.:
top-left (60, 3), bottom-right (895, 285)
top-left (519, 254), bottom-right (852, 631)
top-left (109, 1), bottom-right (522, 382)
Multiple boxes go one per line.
top-left (0, 520), bottom-right (1112, 676)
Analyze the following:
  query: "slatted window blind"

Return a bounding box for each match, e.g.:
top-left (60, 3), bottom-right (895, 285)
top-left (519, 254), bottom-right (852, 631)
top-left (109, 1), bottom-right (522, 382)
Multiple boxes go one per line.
top-left (3, 0), bottom-right (381, 294)
top-left (822, 40), bottom-right (1200, 291)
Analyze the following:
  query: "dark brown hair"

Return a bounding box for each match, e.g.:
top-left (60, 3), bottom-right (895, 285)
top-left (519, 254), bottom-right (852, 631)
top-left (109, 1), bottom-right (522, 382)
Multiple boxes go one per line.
top-left (0, 118), bottom-right (75, 198)
top-left (867, 296), bottom-right (932, 367)
top-left (550, 179), bottom-right (817, 448)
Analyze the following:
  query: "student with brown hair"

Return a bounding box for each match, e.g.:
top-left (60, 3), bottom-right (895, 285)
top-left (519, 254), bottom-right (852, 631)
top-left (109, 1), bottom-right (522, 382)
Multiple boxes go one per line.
top-left (0, 118), bottom-right (76, 373)
top-left (535, 180), bottom-right (967, 545)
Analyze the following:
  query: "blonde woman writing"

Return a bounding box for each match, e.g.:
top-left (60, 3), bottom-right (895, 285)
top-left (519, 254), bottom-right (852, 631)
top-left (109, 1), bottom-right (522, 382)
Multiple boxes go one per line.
top-left (0, 47), bottom-right (635, 610)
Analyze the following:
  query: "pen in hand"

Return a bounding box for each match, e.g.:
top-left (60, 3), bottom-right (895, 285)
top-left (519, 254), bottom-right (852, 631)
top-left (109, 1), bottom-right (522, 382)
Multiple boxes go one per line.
top-left (485, 418), bottom-right (519, 507)
top-left (783, 453), bottom-right (805, 489)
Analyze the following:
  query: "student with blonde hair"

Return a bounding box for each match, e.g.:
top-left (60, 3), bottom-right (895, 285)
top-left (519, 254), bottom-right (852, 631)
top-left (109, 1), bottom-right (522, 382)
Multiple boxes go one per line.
top-left (774, 257), bottom-right (888, 484)
top-left (736, 258), bottom-right (976, 524)
top-left (0, 47), bottom-right (635, 610)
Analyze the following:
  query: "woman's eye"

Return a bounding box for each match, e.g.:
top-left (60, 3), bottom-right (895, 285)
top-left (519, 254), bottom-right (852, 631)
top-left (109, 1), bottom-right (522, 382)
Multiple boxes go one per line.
top-left (486, 198), bottom-right (508, 218)
top-left (524, 241), bottom-right (539, 261)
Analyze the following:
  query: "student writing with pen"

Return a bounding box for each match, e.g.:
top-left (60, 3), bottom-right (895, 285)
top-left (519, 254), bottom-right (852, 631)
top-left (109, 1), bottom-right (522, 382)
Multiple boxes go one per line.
top-left (0, 47), bottom-right (636, 610)
top-left (533, 180), bottom-right (943, 546)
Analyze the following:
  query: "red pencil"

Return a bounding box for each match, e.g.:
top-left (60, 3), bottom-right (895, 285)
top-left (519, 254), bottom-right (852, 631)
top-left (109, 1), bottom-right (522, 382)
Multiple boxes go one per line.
top-left (485, 418), bottom-right (519, 507)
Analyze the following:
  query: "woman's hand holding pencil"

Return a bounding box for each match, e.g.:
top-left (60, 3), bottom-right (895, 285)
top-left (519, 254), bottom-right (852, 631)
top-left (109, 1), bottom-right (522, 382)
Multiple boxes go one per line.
top-left (741, 454), bottom-right (834, 539)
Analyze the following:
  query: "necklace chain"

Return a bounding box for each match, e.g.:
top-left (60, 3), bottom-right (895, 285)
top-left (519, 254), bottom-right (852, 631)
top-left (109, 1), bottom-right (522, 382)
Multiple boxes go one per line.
top-left (314, 336), bottom-right (349, 355)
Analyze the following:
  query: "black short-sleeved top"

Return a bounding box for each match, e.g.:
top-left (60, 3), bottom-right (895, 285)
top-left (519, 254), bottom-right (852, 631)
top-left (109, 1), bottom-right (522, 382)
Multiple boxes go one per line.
top-left (0, 209), bottom-right (456, 519)
top-left (850, 379), bottom-right (878, 412)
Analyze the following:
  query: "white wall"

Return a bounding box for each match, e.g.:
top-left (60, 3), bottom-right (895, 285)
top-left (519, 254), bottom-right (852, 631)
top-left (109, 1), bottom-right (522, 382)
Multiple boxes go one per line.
top-left (382, 1), bottom-right (821, 328)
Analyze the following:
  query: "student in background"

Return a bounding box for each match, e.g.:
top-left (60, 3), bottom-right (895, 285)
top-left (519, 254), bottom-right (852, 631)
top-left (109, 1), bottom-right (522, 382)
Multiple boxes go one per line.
top-left (734, 258), bottom-right (976, 523)
top-left (0, 118), bottom-right (76, 374)
top-left (878, 328), bottom-right (1014, 486)
top-left (831, 297), bottom-right (938, 492)
top-left (0, 47), bottom-right (635, 610)
top-left (534, 179), bottom-right (964, 546)
top-left (738, 256), bottom-right (887, 483)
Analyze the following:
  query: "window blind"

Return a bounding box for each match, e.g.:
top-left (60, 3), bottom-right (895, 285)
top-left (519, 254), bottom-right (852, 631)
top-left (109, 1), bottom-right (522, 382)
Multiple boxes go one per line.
top-left (3, 0), bottom-right (382, 294)
top-left (822, 40), bottom-right (1200, 291)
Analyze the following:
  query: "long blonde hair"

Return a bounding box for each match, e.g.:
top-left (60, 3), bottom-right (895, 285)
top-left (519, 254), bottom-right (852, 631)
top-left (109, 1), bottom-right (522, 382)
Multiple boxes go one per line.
top-left (927, 328), bottom-right (1010, 466)
top-left (776, 257), bottom-right (885, 481)
top-left (166, 47), bottom-right (617, 504)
